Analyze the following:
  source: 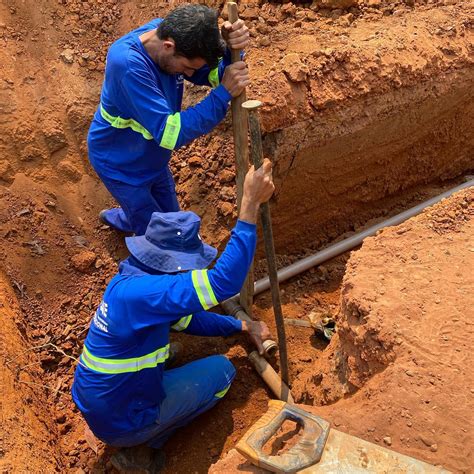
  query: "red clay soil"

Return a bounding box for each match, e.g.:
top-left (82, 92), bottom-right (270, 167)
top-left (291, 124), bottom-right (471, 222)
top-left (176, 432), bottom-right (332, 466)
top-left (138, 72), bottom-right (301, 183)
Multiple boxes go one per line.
top-left (0, 0), bottom-right (473, 472)
top-left (211, 188), bottom-right (474, 473)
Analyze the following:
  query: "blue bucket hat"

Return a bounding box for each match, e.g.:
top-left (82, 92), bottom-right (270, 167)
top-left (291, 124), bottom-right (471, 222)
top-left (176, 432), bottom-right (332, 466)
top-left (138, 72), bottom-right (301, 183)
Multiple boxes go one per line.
top-left (125, 211), bottom-right (218, 273)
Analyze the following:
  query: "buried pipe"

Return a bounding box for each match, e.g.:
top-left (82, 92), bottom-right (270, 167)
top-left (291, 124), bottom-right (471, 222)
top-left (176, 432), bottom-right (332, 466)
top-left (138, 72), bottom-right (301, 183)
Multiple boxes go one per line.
top-left (251, 178), bottom-right (474, 296)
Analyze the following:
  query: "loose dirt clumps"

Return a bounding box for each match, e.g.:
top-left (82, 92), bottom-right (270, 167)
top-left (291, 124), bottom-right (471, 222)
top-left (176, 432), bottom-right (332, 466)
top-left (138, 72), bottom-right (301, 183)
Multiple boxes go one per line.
top-left (0, 273), bottom-right (60, 472)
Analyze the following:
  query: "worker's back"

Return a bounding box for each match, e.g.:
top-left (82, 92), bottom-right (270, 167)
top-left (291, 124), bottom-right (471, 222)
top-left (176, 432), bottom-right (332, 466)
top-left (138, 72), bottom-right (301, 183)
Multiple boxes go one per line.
top-left (72, 264), bottom-right (180, 441)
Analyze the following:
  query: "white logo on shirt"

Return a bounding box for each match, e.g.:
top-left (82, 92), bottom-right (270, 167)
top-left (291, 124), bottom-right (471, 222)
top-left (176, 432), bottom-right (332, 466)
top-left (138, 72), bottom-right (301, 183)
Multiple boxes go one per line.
top-left (93, 300), bottom-right (109, 333)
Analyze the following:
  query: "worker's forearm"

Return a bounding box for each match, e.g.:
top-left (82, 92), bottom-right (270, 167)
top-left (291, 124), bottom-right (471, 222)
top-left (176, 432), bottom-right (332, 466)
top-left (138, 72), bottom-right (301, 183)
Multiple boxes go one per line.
top-left (183, 311), bottom-right (242, 336)
top-left (239, 197), bottom-right (260, 224)
top-left (207, 220), bottom-right (256, 301)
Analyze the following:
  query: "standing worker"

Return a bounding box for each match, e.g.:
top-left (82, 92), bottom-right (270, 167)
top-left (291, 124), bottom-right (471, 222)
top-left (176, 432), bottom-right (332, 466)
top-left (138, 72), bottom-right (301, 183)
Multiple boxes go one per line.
top-left (72, 161), bottom-right (274, 471)
top-left (89, 4), bottom-right (250, 235)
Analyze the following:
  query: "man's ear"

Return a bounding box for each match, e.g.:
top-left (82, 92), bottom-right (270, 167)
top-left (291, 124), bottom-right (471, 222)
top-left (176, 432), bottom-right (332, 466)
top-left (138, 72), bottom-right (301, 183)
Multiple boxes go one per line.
top-left (162, 39), bottom-right (176, 54)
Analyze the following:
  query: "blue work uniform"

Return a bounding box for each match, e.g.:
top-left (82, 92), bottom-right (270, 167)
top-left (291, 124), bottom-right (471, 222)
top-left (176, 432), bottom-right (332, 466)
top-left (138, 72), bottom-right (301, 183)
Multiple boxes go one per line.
top-left (72, 220), bottom-right (256, 448)
top-left (88, 18), bottom-right (233, 234)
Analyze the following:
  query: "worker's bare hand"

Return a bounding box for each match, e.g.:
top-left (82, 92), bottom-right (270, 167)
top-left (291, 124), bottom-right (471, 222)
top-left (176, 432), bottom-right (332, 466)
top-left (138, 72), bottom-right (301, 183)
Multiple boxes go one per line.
top-left (239, 160), bottom-right (275, 223)
top-left (221, 61), bottom-right (250, 98)
top-left (244, 159), bottom-right (275, 205)
top-left (221, 19), bottom-right (250, 50)
top-left (242, 320), bottom-right (272, 355)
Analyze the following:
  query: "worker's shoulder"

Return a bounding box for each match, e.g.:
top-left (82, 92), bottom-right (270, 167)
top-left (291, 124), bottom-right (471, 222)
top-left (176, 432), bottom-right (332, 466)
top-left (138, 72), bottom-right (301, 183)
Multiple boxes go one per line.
top-left (106, 19), bottom-right (162, 74)
top-left (109, 272), bottom-right (184, 299)
top-left (106, 39), bottom-right (142, 75)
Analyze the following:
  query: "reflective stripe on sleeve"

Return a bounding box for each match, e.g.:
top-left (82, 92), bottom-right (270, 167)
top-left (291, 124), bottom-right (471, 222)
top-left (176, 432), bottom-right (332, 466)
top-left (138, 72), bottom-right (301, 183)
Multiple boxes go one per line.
top-left (208, 67), bottom-right (219, 88)
top-left (80, 344), bottom-right (169, 374)
top-left (159, 112), bottom-right (181, 150)
top-left (171, 315), bottom-right (193, 332)
top-left (191, 270), bottom-right (218, 310)
top-left (100, 104), bottom-right (153, 140)
top-left (215, 383), bottom-right (231, 398)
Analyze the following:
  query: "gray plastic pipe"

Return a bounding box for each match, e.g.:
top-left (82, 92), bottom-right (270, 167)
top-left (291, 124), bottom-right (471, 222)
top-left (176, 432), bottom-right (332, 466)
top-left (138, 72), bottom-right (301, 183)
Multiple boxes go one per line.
top-left (248, 179), bottom-right (473, 296)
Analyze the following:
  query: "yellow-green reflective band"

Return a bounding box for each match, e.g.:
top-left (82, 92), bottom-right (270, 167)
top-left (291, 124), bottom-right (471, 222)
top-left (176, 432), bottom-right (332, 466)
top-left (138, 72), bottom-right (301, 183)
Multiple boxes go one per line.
top-left (208, 57), bottom-right (222, 88)
top-left (208, 67), bottom-right (219, 88)
top-left (192, 270), bottom-right (218, 310)
top-left (100, 104), bottom-right (153, 140)
top-left (215, 384), bottom-right (231, 398)
top-left (80, 344), bottom-right (169, 374)
top-left (171, 315), bottom-right (192, 331)
top-left (159, 112), bottom-right (181, 150)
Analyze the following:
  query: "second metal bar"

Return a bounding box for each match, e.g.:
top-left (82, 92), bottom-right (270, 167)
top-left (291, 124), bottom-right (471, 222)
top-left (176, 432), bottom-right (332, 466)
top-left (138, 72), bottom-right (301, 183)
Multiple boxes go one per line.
top-left (242, 100), bottom-right (290, 385)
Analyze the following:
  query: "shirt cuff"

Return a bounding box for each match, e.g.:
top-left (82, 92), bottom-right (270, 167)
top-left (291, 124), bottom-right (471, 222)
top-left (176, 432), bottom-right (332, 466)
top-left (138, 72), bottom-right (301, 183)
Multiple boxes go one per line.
top-left (213, 83), bottom-right (232, 104)
top-left (235, 318), bottom-right (243, 332)
top-left (236, 219), bottom-right (257, 232)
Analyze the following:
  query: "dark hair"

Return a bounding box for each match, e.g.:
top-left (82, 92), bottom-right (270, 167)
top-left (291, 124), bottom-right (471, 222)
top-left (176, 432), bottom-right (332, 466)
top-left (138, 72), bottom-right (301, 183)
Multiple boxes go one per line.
top-left (157, 4), bottom-right (226, 68)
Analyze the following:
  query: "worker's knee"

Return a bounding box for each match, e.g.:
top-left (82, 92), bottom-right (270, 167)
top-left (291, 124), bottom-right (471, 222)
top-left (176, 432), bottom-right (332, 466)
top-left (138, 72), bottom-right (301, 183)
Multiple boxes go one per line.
top-left (206, 355), bottom-right (235, 400)
top-left (208, 354), bottom-right (236, 380)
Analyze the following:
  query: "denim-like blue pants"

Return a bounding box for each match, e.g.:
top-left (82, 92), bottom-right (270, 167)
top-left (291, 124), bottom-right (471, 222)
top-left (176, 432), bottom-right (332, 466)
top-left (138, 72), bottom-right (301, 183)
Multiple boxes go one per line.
top-left (101, 355), bottom-right (236, 449)
top-left (97, 166), bottom-right (180, 235)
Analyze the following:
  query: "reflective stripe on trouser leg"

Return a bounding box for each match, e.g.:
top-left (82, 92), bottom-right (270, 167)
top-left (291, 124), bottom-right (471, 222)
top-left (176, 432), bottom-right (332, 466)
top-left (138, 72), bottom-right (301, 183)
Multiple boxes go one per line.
top-left (214, 384), bottom-right (231, 398)
top-left (146, 355), bottom-right (236, 449)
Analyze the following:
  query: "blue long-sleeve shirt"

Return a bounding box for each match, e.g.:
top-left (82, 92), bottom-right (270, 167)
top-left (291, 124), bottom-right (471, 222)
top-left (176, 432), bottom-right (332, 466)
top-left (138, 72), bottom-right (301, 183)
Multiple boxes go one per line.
top-left (88, 18), bottom-right (232, 185)
top-left (72, 220), bottom-right (256, 439)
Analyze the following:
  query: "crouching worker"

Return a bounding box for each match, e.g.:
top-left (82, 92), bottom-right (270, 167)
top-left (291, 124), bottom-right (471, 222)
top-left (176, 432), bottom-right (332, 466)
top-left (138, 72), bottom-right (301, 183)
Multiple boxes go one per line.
top-left (71, 160), bottom-right (274, 471)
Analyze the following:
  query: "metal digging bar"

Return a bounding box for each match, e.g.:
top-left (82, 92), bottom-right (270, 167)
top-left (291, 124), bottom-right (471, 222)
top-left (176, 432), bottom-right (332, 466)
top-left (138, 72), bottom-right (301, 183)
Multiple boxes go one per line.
top-left (242, 99), bottom-right (290, 386)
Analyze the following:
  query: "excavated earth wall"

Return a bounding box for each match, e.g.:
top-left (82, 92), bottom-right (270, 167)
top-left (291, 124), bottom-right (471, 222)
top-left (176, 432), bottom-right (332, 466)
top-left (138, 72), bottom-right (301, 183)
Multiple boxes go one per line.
top-left (239, 3), bottom-right (474, 251)
top-left (0, 274), bottom-right (60, 472)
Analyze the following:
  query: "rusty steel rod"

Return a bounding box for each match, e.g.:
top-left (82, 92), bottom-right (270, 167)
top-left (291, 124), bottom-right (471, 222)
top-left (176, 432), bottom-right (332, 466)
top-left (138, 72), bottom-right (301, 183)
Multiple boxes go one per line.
top-left (227, 2), bottom-right (254, 317)
top-left (242, 99), bottom-right (290, 386)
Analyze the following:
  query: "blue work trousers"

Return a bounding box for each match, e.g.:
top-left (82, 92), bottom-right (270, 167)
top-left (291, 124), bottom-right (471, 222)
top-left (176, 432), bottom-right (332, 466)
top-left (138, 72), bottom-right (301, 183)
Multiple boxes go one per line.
top-left (97, 167), bottom-right (180, 235)
top-left (101, 355), bottom-right (236, 449)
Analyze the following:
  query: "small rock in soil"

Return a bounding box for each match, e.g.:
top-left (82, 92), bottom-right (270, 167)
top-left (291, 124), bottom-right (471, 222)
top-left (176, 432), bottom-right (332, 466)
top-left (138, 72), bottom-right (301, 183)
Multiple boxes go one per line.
top-left (60, 49), bottom-right (75, 64)
top-left (188, 155), bottom-right (202, 167)
top-left (218, 202), bottom-right (234, 216)
top-left (71, 251), bottom-right (97, 272)
top-left (420, 435), bottom-right (435, 447)
top-left (218, 169), bottom-right (235, 184)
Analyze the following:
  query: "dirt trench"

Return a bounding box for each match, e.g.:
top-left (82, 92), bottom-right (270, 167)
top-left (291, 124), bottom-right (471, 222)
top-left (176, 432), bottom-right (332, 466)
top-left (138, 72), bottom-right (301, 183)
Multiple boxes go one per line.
top-left (0, 0), bottom-right (473, 472)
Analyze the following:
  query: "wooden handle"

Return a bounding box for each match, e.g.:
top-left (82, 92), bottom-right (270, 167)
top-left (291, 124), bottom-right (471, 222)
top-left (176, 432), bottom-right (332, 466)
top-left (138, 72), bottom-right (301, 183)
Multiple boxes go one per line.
top-left (227, 2), bottom-right (241, 63)
top-left (249, 351), bottom-right (294, 403)
top-left (226, 2), bottom-right (253, 316)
